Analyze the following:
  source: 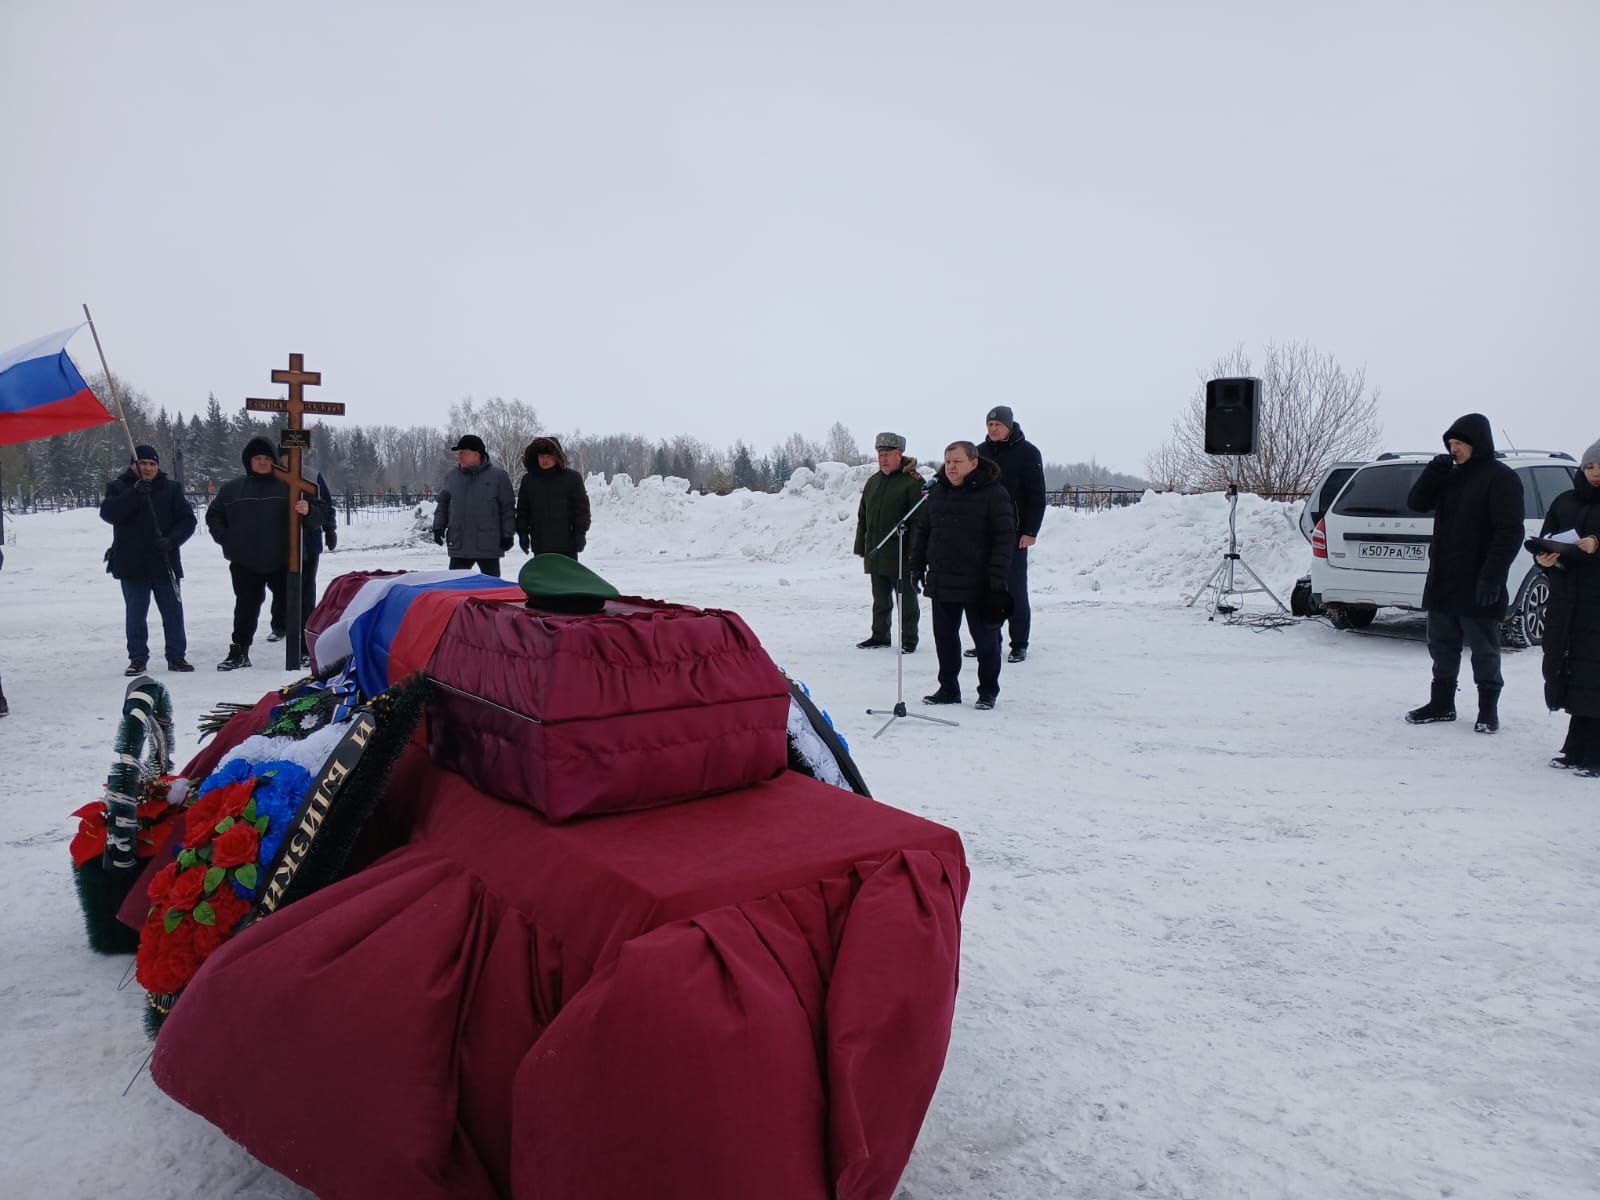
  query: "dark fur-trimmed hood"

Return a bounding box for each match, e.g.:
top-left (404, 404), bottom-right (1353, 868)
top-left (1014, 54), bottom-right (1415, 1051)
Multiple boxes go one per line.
top-left (523, 436), bottom-right (569, 472)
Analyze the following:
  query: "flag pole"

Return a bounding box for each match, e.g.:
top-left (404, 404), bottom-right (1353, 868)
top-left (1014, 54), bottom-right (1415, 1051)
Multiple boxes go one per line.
top-left (81, 304), bottom-right (140, 463)
top-left (81, 304), bottom-right (181, 601)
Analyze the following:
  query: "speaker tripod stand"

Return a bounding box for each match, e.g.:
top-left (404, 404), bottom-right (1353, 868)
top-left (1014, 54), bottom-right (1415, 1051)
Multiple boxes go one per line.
top-left (865, 492), bottom-right (957, 737)
top-left (1187, 478), bottom-right (1287, 621)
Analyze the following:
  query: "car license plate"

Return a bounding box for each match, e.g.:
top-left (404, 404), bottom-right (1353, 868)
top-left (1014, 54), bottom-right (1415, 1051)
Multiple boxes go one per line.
top-left (1357, 543), bottom-right (1425, 560)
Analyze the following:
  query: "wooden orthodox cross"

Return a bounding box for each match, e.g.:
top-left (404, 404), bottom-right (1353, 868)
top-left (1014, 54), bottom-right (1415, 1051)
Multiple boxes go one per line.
top-left (246, 353), bottom-right (345, 670)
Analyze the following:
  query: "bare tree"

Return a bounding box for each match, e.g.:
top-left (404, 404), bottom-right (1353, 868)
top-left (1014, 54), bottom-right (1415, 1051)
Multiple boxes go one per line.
top-left (1141, 440), bottom-right (1191, 492)
top-left (1064, 457), bottom-right (1113, 488)
top-left (448, 396), bottom-right (542, 477)
top-left (823, 422), bottom-right (867, 465)
top-left (772, 432), bottom-right (824, 476)
top-left (1148, 341), bottom-right (1382, 494)
top-left (566, 430), bottom-right (653, 481)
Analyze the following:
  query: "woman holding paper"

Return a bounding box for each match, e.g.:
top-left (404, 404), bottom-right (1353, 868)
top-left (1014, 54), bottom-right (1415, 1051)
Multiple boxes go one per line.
top-left (1537, 443), bottom-right (1600, 773)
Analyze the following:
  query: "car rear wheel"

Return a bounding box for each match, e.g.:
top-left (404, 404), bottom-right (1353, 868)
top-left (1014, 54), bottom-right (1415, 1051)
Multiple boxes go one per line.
top-left (1503, 570), bottom-right (1551, 649)
top-left (1290, 576), bottom-right (1317, 617)
top-left (1329, 603), bottom-right (1377, 630)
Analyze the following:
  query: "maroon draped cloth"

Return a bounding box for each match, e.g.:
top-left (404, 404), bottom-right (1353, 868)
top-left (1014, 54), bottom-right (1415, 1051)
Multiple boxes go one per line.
top-left (150, 742), bottom-right (968, 1200)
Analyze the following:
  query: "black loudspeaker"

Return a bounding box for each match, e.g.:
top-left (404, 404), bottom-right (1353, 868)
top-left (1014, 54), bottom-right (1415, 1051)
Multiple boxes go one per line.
top-left (1204, 377), bottom-right (1261, 455)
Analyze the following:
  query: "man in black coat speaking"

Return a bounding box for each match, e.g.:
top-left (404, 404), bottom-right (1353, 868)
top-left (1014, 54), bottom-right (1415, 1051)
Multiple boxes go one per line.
top-left (910, 441), bottom-right (1016, 711)
top-left (1403, 413), bottom-right (1525, 732)
top-left (977, 405), bottom-right (1046, 663)
top-left (99, 444), bottom-right (197, 675)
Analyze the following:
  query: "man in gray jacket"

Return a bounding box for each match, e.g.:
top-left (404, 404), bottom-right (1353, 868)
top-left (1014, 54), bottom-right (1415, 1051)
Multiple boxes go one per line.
top-left (433, 434), bottom-right (516, 576)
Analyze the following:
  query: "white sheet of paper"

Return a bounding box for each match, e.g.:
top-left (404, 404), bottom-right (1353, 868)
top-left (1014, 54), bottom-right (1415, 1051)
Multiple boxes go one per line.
top-left (1548, 528), bottom-right (1582, 545)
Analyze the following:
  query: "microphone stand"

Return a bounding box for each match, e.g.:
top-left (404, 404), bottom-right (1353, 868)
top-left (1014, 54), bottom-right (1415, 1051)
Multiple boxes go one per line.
top-left (865, 488), bottom-right (957, 737)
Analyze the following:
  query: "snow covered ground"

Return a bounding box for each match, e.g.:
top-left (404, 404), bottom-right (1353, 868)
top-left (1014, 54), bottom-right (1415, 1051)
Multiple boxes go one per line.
top-left (2, 471), bottom-right (1595, 1199)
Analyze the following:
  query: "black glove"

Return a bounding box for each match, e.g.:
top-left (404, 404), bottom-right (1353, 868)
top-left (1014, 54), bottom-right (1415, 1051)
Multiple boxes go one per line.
top-left (518, 533), bottom-right (531, 554)
top-left (1429, 453), bottom-right (1453, 470)
top-left (324, 527), bottom-right (337, 551)
top-left (500, 535), bottom-right (515, 553)
top-left (433, 530), bottom-right (445, 546)
top-left (910, 566), bottom-right (926, 593)
top-left (574, 534), bottom-right (586, 553)
top-left (133, 478), bottom-right (153, 494)
top-left (1475, 579), bottom-right (1499, 608)
top-left (154, 536), bottom-right (173, 554)
top-left (981, 582), bottom-right (1013, 626)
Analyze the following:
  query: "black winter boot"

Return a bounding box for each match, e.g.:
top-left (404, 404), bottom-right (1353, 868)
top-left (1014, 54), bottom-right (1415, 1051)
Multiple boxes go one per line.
top-left (1405, 680), bottom-right (1457, 724)
top-left (1474, 685), bottom-right (1501, 734)
top-left (0, 683), bottom-right (8, 717)
top-left (217, 645), bottom-right (251, 671)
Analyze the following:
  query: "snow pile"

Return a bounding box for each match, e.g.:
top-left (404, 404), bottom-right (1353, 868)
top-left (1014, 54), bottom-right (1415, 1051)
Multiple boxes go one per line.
top-left (579, 469), bottom-right (1309, 602)
top-left (1030, 489), bottom-right (1308, 603)
top-left (586, 463), bottom-right (874, 563)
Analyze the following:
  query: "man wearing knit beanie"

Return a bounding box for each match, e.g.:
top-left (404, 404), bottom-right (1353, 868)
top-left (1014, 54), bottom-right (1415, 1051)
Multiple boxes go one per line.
top-left (976, 405), bottom-right (1046, 663)
top-left (99, 444), bottom-right (198, 674)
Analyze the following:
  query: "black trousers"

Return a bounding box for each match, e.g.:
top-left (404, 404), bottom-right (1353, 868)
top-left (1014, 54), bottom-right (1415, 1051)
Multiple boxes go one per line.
top-left (1426, 611), bottom-right (1503, 688)
top-left (449, 557), bottom-right (502, 577)
top-left (1561, 714), bottom-right (1600, 766)
top-left (869, 573), bottom-right (920, 648)
top-left (932, 599), bottom-right (1001, 699)
top-left (1003, 544), bottom-right (1031, 651)
top-left (229, 564), bottom-right (287, 648)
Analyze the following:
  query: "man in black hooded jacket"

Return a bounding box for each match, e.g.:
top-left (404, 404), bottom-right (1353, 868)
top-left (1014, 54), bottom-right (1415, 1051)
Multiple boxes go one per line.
top-left (206, 435), bottom-right (317, 671)
top-left (1403, 413), bottom-right (1525, 732)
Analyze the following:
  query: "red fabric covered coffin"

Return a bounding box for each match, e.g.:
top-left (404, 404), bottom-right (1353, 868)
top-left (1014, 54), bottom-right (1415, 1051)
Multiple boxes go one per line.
top-left (151, 739), bottom-right (969, 1200)
top-left (425, 596), bottom-right (792, 821)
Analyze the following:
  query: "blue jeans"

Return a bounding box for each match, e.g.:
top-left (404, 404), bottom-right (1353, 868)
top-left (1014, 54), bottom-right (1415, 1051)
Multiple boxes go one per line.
top-left (121, 577), bottom-right (186, 663)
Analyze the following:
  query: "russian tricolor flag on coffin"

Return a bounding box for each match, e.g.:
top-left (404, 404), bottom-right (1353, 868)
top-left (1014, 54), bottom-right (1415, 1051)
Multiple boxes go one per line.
top-left (0, 324), bottom-right (115, 445)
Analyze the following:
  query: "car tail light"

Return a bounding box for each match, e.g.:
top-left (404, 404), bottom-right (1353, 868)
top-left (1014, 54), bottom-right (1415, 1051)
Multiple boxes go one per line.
top-left (1312, 518), bottom-right (1328, 558)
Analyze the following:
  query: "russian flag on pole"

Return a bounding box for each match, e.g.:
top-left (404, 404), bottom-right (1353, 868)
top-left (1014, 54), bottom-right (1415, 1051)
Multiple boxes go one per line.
top-left (0, 324), bottom-right (115, 446)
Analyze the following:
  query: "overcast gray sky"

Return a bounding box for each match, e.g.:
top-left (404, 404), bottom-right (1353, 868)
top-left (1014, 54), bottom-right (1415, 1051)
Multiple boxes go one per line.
top-left (3, 0), bottom-right (1594, 473)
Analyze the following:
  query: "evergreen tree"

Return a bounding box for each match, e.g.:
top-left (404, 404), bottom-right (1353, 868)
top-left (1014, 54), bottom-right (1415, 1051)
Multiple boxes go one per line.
top-left (731, 442), bottom-right (757, 491)
top-left (357, 428), bottom-right (384, 491)
top-left (202, 394), bottom-right (232, 485)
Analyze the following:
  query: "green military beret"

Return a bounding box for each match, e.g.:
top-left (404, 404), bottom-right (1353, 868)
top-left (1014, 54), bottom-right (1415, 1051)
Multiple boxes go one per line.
top-left (518, 553), bottom-right (622, 613)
